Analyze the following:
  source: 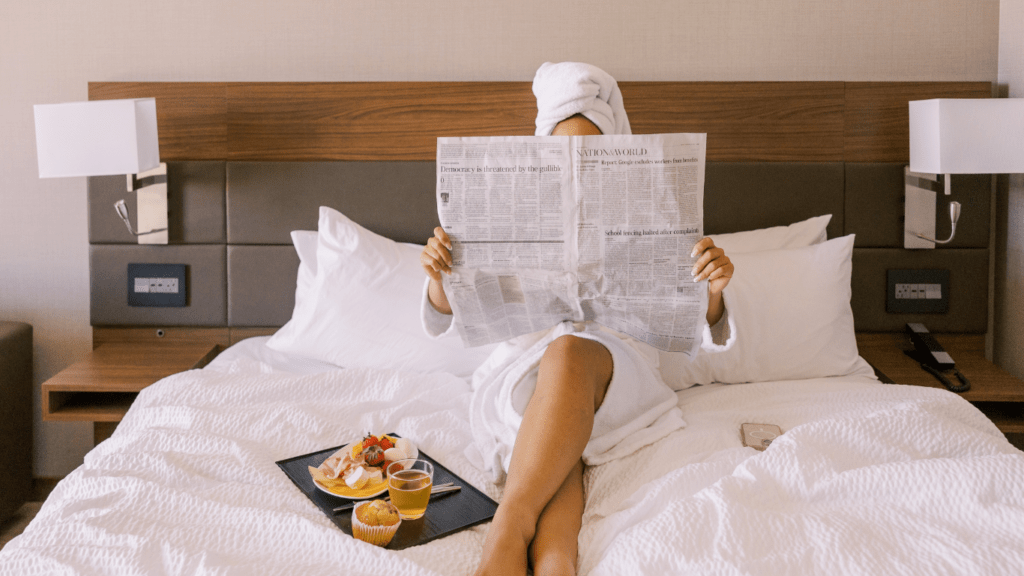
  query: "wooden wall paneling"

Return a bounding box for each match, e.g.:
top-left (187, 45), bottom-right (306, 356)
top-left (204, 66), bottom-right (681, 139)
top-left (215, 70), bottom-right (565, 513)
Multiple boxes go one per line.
top-left (87, 81), bottom-right (998, 163)
top-left (620, 82), bottom-right (845, 162)
top-left (843, 82), bottom-right (993, 162)
top-left (225, 82), bottom-right (537, 161)
top-left (89, 82), bottom-right (229, 160)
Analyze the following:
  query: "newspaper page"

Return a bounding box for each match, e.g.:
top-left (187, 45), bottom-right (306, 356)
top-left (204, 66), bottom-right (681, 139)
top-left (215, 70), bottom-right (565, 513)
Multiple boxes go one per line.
top-left (437, 133), bottom-right (707, 355)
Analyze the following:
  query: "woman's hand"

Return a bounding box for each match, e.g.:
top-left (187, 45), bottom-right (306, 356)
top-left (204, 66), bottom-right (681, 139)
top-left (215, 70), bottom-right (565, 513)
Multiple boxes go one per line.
top-left (691, 237), bottom-right (733, 295)
top-left (421, 227), bottom-right (453, 282)
top-left (421, 227), bottom-right (453, 314)
top-left (691, 237), bottom-right (733, 326)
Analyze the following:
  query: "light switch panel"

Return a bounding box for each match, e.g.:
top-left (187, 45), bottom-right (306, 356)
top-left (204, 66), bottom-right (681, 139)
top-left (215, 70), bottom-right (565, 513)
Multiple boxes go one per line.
top-left (127, 263), bottom-right (187, 307)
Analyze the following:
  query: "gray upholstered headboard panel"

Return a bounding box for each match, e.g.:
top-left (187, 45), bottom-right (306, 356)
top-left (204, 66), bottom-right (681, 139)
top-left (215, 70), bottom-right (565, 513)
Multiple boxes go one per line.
top-left (87, 161), bottom-right (991, 333)
top-left (226, 162), bottom-right (440, 245)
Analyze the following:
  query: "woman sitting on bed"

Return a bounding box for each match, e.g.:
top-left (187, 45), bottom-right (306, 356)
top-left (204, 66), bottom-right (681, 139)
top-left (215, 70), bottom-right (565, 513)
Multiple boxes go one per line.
top-left (420, 62), bottom-right (735, 576)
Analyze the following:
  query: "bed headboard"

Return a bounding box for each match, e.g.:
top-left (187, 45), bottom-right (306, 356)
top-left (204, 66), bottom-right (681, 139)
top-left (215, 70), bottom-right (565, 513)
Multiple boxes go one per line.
top-left (85, 81), bottom-right (993, 348)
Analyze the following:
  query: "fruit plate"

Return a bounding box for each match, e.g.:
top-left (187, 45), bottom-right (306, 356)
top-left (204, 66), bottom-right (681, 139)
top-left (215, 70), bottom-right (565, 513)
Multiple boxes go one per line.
top-left (309, 437), bottom-right (393, 499)
top-left (276, 434), bottom-right (498, 550)
top-left (312, 470), bottom-right (388, 499)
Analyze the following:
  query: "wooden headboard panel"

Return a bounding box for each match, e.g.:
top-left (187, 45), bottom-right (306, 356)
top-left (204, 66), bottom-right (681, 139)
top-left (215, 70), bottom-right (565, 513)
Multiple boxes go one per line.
top-left (89, 81), bottom-right (991, 162)
top-left (86, 81), bottom-right (993, 348)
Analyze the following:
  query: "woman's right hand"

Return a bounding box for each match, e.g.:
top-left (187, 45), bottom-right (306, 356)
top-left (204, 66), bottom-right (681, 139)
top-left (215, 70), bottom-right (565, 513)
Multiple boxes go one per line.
top-left (421, 227), bottom-right (453, 314)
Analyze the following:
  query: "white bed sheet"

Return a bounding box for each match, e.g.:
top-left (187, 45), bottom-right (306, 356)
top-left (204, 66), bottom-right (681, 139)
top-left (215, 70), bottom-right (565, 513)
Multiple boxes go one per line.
top-left (2, 340), bottom-right (1023, 575)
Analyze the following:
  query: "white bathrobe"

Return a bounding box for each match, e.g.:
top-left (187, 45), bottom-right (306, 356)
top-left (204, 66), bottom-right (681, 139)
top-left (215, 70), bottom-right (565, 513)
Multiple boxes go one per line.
top-left (422, 280), bottom-right (734, 483)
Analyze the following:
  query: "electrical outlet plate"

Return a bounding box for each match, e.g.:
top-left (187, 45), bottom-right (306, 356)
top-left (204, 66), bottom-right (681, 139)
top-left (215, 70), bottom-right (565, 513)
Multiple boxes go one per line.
top-left (886, 269), bottom-right (949, 314)
top-left (127, 263), bottom-right (187, 307)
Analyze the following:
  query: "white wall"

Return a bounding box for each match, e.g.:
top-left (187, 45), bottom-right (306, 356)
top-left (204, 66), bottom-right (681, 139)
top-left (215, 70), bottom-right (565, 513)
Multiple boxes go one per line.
top-left (996, 0), bottom-right (1024, 378)
top-left (0, 0), bottom-right (1002, 477)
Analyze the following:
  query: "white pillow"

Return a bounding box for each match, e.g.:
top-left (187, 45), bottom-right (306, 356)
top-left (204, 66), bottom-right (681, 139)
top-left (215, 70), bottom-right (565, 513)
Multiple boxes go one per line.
top-left (709, 214), bottom-right (831, 254)
top-left (659, 214), bottom-right (834, 389)
top-left (269, 207), bottom-right (496, 377)
top-left (709, 234), bottom-right (873, 384)
top-left (290, 230), bottom-right (318, 306)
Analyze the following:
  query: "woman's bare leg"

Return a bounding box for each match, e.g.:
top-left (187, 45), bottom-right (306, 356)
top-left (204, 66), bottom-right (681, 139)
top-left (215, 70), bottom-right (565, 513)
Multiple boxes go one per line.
top-left (529, 459), bottom-right (585, 576)
top-left (474, 335), bottom-right (612, 576)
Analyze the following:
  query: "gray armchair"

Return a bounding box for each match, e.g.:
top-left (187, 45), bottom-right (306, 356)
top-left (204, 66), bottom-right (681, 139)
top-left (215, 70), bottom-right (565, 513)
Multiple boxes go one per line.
top-left (0, 322), bottom-right (32, 522)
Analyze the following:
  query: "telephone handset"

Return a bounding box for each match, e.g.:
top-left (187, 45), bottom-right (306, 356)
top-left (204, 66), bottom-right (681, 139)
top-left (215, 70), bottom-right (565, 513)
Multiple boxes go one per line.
top-left (905, 323), bottom-right (970, 393)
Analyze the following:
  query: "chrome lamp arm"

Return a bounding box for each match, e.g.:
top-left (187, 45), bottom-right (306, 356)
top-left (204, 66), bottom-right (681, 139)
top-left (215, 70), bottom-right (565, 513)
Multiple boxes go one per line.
top-left (912, 201), bottom-right (961, 244)
top-left (114, 199), bottom-right (168, 236)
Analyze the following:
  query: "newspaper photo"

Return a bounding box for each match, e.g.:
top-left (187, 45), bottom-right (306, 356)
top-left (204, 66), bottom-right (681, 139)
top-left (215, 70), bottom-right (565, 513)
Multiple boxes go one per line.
top-left (437, 133), bottom-right (707, 355)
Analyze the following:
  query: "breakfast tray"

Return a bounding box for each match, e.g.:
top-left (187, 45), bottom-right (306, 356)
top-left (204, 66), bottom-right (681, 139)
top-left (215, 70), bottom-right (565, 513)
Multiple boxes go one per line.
top-left (276, 441), bottom-right (498, 550)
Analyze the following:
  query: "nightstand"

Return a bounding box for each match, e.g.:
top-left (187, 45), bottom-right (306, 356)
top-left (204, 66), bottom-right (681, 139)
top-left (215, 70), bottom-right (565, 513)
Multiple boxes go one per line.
top-left (42, 341), bottom-right (220, 444)
top-left (856, 333), bottom-right (1024, 436)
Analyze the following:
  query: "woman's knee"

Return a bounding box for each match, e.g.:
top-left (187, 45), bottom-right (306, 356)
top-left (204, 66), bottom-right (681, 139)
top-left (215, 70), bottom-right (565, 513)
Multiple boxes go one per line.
top-left (539, 335), bottom-right (613, 405)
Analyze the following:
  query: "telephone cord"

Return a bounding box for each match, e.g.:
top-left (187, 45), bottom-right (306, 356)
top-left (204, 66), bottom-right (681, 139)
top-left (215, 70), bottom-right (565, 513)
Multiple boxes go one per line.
top-left (919, 362), bottom-right (971, 393)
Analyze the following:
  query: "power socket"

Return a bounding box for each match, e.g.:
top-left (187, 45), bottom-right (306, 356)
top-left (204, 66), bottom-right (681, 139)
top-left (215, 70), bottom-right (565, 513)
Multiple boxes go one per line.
top-left (886, 269), bottom-right (949, 314)
top-left (127, 263), bottom-right (187, 307)
top-left (134, 277), bottom-right (179, 294)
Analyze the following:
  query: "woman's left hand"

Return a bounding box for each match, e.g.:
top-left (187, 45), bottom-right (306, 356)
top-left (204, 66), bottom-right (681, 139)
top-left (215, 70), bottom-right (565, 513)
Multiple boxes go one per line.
top-left (691, 238), bottom-right (733, 326)
top-left (691, 237), bottom-right (733, 296)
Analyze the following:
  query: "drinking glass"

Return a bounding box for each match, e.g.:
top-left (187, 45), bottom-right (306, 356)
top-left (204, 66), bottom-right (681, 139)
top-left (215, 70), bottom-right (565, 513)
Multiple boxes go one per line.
top-left (387, 459), bottom-right (433, 520)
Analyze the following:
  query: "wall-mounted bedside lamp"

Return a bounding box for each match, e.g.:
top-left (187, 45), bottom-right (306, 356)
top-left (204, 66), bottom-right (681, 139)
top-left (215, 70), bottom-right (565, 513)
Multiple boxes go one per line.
top-left (33, 98), bottom-right (168, 245)
top-left (906, 98), bottom-right (1024, 249)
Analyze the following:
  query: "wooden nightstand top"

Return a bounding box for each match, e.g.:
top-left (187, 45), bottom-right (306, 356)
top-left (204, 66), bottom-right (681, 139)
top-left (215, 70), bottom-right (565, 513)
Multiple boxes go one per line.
top-left (42, 341), bottom-right (220, 423)
top-left (856, 332), bottom-right (1024, 433)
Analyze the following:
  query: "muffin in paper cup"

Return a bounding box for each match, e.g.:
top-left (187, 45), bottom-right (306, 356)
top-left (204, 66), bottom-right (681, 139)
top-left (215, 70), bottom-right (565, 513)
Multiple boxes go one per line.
top-left (351, 500), bottom-right (401, 547)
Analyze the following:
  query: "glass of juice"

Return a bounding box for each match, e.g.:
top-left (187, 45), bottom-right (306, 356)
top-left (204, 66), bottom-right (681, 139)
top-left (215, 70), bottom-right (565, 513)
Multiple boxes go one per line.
top-left (387, 459), bottom-right (433, 520)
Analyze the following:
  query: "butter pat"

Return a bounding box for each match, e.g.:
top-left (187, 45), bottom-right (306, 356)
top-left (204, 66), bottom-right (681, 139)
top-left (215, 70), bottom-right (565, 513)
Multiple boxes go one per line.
top-left (345, 466), bottom-right (371, 489)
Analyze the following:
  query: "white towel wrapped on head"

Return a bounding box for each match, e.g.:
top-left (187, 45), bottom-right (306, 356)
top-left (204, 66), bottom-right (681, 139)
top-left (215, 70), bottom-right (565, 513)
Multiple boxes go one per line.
top-left (532, 61), bottom-right (632, 136)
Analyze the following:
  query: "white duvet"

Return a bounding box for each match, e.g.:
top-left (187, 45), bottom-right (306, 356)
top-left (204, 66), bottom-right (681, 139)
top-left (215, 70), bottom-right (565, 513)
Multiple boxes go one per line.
top-left (2, 353), bottom-right (1023, 575)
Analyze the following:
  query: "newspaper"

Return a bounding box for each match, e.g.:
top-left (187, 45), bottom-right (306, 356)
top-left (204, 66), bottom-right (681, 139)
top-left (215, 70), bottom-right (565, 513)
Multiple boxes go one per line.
top-left (437, 133), bottom-right (707, 355)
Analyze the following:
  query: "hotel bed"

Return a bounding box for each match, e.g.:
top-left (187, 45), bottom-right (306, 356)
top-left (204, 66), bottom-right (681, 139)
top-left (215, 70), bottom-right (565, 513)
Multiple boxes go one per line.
top-left (4, 337), bottom-right (1022, 574)
top-left (2, 80), bottom-right (1023, 574)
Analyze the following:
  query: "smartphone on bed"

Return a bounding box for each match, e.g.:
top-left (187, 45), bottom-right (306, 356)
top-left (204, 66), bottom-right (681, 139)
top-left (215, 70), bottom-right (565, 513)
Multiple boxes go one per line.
top-left (741, 423), bottom-right (782, 451)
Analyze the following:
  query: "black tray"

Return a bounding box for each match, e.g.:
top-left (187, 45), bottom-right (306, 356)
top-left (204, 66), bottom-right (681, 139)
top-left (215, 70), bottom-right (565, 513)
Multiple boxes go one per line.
top-left (276, 440), bottom-right (498, 550)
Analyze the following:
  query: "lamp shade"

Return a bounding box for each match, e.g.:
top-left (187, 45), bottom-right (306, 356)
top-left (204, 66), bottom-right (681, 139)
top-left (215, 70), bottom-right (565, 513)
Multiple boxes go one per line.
top-left (909, 98), bottom-right (1024, 175)
top-left (34, 98), bottom-right (159, 178)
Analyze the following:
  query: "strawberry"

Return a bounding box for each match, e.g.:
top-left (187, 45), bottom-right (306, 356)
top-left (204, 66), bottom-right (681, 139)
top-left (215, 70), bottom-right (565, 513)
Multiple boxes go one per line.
top-left (379, 436), bottom-right (394, 451)
top-left (383, 453), bottom-right (404, 476)
top-left (361, 433), bottom-right (380, 450)
top-left (363, 445), bottom-right (385, 467)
